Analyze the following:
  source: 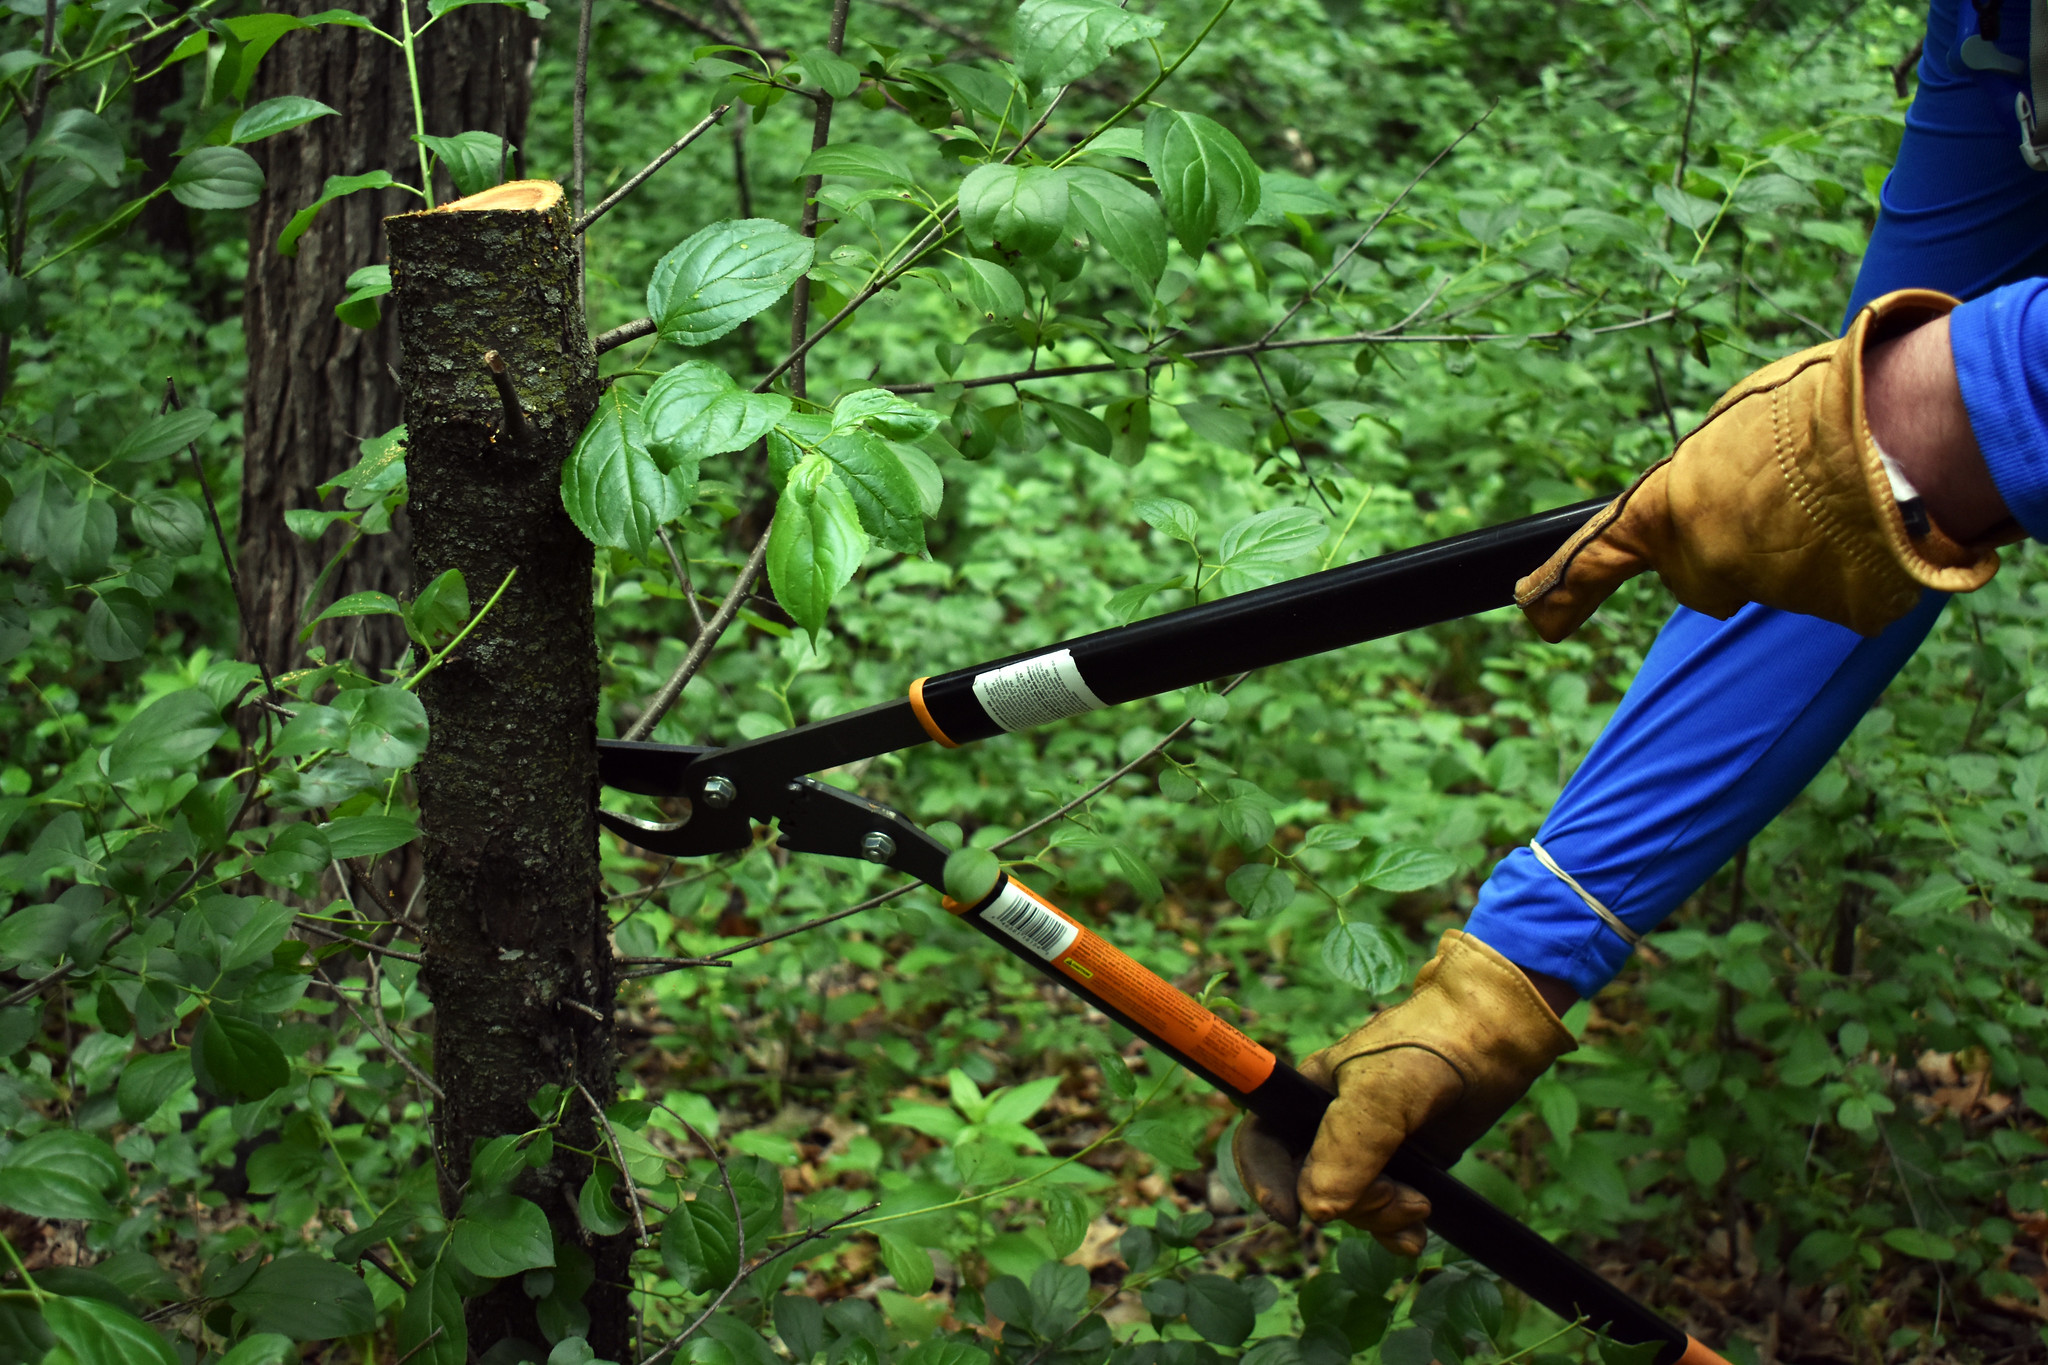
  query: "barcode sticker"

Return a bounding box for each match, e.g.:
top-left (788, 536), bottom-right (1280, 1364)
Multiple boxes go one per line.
top-left (980, 881), bottom-right (1080, 961)
top-left (972, 649), bottom-right (1105, 733)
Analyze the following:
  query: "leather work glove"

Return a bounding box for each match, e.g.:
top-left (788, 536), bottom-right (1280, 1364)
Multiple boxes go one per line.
top-left (1232, 930), bottom-right (1574, 1254)
top-left (1516, 288), bottom-right (2008, 643)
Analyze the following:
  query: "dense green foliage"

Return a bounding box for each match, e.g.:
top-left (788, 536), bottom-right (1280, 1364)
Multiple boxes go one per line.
top-left (3, 0), bottom-right (2046, 1362)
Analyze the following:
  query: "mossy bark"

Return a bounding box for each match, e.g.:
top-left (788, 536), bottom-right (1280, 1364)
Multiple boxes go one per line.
top-left (386, 182), bottom-right (626, 1359)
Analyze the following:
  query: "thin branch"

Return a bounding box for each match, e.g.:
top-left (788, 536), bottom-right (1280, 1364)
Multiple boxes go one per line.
top-left (730, 101), bottom-right (754, 220)
top-left (616, 954), bottom-right (734, 969)
top-left (621, 530), bottom-right (771, 741)
top-left (483, 350), bottom-right (534, 450)
top-left (296, 917), bottom-right (426, 965)
top-left (658, 529), bottom-right (708, 638)
top-left (314, 964), bottom-right (446, 1100)
top-left (579, 1081), bottom-right (651, 1244)
top-left (1247, 351), bottom-right (1334, 515)
top-left (575, 106), bottom-right (733, 234)
top-left (573, 0), bottom-right (595, 220)
top-left (883, 309), bottom-right (1682, 395)
top-left (595, 318), bottom-right (657, 355)
top-left (167, 379), bottom-right (277, 696)
top-left (1260, 104), bottom-right (1494, 345)
top-left (1644, 346), bottom-right (1679, 445)
top-left (630, 0), bottom-right (787, 56)
top-left (786, 0), bottom-right (853, 401)
top-left (713, 0), bottom-right (767, 48)
top-left (635, 1201), bottom-right (879, 1365)
top-left (652, 1099), bottom-right (744, 1265)
top-left (1739, 271), bottom-right (1831, 340)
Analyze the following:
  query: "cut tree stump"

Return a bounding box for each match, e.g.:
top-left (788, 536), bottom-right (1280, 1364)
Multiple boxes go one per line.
top-left (387, 178), bottom-right (626, 1359)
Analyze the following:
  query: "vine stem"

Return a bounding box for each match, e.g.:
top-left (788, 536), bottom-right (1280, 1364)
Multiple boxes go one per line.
top-left (404, 567), bottom-right (517, 692)
top-left (399, 0), bottom-right (434, 208)
top-left (579, 1081), bottom-right (651, 1244)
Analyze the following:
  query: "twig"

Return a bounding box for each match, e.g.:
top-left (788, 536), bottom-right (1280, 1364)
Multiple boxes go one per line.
top-left (594, 318), bottom-right (657, 355)
top-left (1739, 271), bottom-right (1831, 340)
top-left (1672, 39), bottom-right (1703, 189)
top-left (1645, 346), bottom-right (1679, 444)
top-left (730, 102), bottom-right (754, 220)
top-left (563, 997), bottom-right (607, 1021)
top-left (630, 0), bottom-right (787, 55)
top-left (483, 351), bottom-right (534, 450)
top-left (658, 529), bottom-right (708, 638)
top-left (314, 964), bottom-right (446, 1100)
top-left (713, 0), bottom-right (767, 49)
top-left (575, 106), bottom-right (733, 234)
top-left (1260, 105), bottom-right (1494, 345)
top-left (652, 1098), bottom-right (743, 1265)
top-left (621, 531), bottom-right (770, 741)
top-left (579, 1081), bottom-right (651, 1244)
top-left (572, 0), bottom-right (594, 221)
top-left (634, 1201), bottom-right (879, 1365)
top-left (786, 0), bottom-right (852, 401)
top-left (883, 309), bottom-right (1683, 395)
top-left (167, 379), bottom-right (278, 697)
top-left (0, 856), bottom-right (208, 1008)
top-left (392, 1327), bottom-right (445, 1365)
top-left (1790, 0), bottom-right (1868, 70)
top-left (1892, 37), bottom-right (1923, 98)
top-left (1247, 352), bottom-right (1334, 515)
top-left (624, 885), bottom-right (916, 976)
top-left (296, 918), bottom-right (426, 965)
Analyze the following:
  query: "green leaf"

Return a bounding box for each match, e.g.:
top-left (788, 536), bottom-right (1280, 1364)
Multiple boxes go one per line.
top-left (1881, 1227), bottom-right (1956, 1261)
top-left (42, 1296), bottom-right (177, 1365)
top-left (767, 454), bottom-right (865, 639)
top-left (1360, 844), bottom-right (1458, 893)
top-left (320, 813), bottom-right (419, 859)
top-left (960, 164), bottom-right (1071, 258)
top-left (417, 131), bottom-right (514, 198)
top-left (563, 388), bottom-right (674, 554)
top-left (797, 143), bottom-right (912, 185)
top-left (451, 1194), bottom-right (555, 1279)
top-left (278, 171), bottom-right (399, 257)
top-left (1320, 923), bottom-right (1404, 994)
top-left (192, 894), bottom-right (296, 971)
top-left (233, 96), bottom-right (338, 143)
top-left (1251, 171), bottom-right (1341, 224)
top-left (1133, 495), bottom-right (1197, 543)
top-left (1097, 1049), bottom-right (1134, 1102)
top-left (1044, 1186), bottom-right (1091, 1258)
top-left (648, 218), bottom-right (815, 347)
top-left (275, 704), bottom-right (349, 757)
top-left (334, 263), bottom-right (391, 329)
top-left (405, 567), bottom-right (470, 648)
top-left (131, 493), bottom-right (206, 556)
top-left (0, 1131), bottom-right (121, 1222)
top-left (662, 1194), bottom-right (740, 1292)
top-left (577, 1164), bottom-right (632, 1236)
top-left (32, 109), bottom-right (122, 186)
top-left (1652, 183), bottom-right (1720, 233)
top-left (956, 256), bottom-right (1026, 323)
top-left (117, 1050), bottom-right (194, 1123)
top-left (305, 590), bottom-right (402, 636)
top-left (795, 46), bottom-right (862, 98)
top-left (1225, 863), bottom-right (1296, 919)
top-left (170, 146), bottom-right (265, 209)
top-left (336, 685), bottom-right (429, 768)
top-left (228, 1253), bottom-right (377, 1339)
top-left (1183, 1275), bottom-right (1254, 1347)
top-left (396, 1259), bottom-right (467, 1365)
top-left (1066, 165), bottom-right (1168, 285)
top-left (643, 361), bottom-right (791, 479)
top-left (1037, 398), bottom-right (1111, 455)
top-left (943, 848), bottom-right (1002, 904)
top-left (1103, 394), bottom-right (1150, 464)
top-left (817, 430), bottom-right (925, 555)
top-left (108, 690), bottom-right (224, 782)
top-left (1214, 506), bottom-right (1325, 592)
top-left (113, 408), bottom-right (215, 463)
top-left (1013, 0), bottom-right (1163, 85)
top-left (50, 498), bottom-right (117, 581)
top-left (1143, 109), bottom-right (1261, 255)
top-left (1123, 1119), bottom-right (1197, 1171)
top-left (878, 1233), bottom-right (934, 1294)
top-left (191, 1011), bottom-right (291, 1101)
top-left (426, 0), bottom-right (548, 18)
top-left (215, 1333), bottom-right (295, 1365)
top-left (1683, 1134), bottom-right (1725, 1187)
top-left (832, 389), bottom-right (941, 441)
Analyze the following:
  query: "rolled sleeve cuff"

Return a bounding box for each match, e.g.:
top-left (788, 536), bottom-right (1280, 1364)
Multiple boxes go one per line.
top-left (1463, 847), bottom-right (1636, 999)
top-left (1950, 281), bottom-right (2048, 541)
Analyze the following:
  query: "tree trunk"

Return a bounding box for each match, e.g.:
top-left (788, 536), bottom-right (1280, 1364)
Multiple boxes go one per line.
top-left (240, 0), bottom-right (535, 679)
top-left (387, 180), bottom-right (623, 1359)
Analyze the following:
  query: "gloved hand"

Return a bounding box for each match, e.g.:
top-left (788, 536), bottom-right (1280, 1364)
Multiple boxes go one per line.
top-left (1515, 289), bottom-right (2007, 643)
top-left (1231, 930), bottom-right (1574, 1253)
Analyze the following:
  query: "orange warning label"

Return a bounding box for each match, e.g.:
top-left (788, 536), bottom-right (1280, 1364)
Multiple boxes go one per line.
top-left (977, 882), bottom-right (1276, 1095)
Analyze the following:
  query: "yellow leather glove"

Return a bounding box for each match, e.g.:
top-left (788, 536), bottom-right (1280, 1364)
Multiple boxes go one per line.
top-left (1231, 930), bottom-right (1574, 1253)
top-left (1515, 289), bottom-right (2004, 643)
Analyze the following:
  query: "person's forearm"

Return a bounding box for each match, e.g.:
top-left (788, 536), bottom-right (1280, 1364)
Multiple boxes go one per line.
top-left (1865, 313), bottom-right (2011, 542)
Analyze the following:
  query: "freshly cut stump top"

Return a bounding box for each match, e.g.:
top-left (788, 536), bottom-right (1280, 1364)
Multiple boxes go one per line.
top-left (421, 179), bottom-right (563, 214)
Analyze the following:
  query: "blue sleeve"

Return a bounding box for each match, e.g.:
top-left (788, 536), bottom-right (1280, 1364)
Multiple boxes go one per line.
top-left (1950, 279), bottom-right (2048, 539)
top-left (1462, 0), bottom-right (2048, 998)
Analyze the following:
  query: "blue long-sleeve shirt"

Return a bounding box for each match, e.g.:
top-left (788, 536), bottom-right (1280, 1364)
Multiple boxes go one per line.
top-left (1463, 0), bottom-right (2048, 996)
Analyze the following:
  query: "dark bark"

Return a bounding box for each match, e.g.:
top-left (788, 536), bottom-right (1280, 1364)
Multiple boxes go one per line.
top-left (387, 181), bottom-right (622, 1359)
top-left (240, 0), bottom-right (536, 677)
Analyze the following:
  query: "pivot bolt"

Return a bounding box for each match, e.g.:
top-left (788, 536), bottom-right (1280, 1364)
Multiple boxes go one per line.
top-left (701, 775), bottom-right (738, 810)
top-left (859, 832), bottom-right (896, 863)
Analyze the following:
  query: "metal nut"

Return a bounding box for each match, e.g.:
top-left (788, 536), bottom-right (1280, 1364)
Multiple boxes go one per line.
top-left (700, 775), bottom-right (738, 810)
top-left (859, 832), bottom-right (896, 863)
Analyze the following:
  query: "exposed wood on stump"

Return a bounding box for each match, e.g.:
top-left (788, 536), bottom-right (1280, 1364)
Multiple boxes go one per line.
top-left (386, 179), bottom-right (625, 1358)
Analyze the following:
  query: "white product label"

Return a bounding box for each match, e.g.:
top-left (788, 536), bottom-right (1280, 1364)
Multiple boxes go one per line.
top-left (980, 882), bottom-right (1080, 961)
top-left (971, 649), bottom-right (1105, 733)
